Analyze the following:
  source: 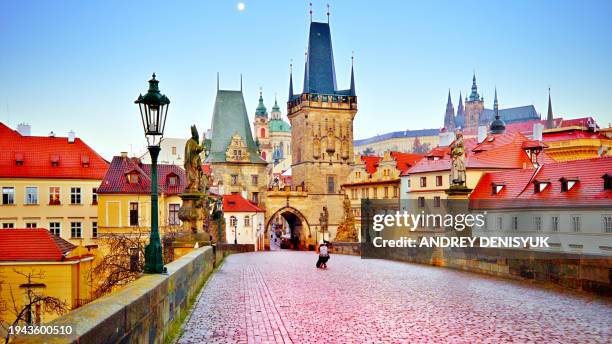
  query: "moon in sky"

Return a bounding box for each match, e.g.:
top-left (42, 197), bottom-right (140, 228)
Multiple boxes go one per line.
top-left (237, 2), bottom-right (245, 11)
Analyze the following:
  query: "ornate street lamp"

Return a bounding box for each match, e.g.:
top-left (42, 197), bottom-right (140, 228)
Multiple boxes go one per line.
top-left (135, 73), bottom-right (170, 274)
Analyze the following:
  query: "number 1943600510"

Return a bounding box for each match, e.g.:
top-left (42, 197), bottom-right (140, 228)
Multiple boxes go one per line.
top-left (8, 325), bottom-right (73, 336)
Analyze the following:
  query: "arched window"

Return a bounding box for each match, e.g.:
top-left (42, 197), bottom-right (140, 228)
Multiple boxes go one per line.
top-left (229, 216), bottom-right (237, 227)
top-left (261, 151), bottom-right (266, 160)
top-left (244, 216), bottom-right (250, 227)
top-left (279, 142), bottom-right (284, 155)
top-left (260, 128), bottom-right (266, 138)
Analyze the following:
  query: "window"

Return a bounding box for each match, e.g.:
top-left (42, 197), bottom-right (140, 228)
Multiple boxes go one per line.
top-left (71, 222), bottom-right (82, 238)
top-left (168, 204), bottom-right (180, 225)
top-left (252, 175), bottom-right (258, 186)
top-left (49, 222), bottom-right (61, 236)
top-left (2, 223), bottom-right (14, 229)
top-left (512, 216), bottom-right (518, 230)
top-left (2, 187), bottom-right (15, 205)
top-left (260, 128), bottom-right (266, 138)
top-left (551, 216), bottom-right (559, 232)
top-left (496, 216), bottom-right (503, 231)
top-left (434, 196), bottom-right (441, 208)
top-left (418, 197), bottom-right (425, 208)
top-left (436, 175), bottom-right (443, 186)
top-left (603, 174), bottom-right (611, 190)
top-left (92, 188), bottom-right (98, 204)
top-left (171, 146), bottom-right (177, 155)
top-left (70, 187), bottom-right (81, 204)
top-left (168, 175), bottom-right (178, 186)
top-left (229, 216), bottom-right (237, 227)
top-left (533, 216), bottom-right (542, 232)
top-left (252, 192), bottom-right (259, 204)
top-left (261, 151), bottom-right (267, 160)
top-left (373, 188), bottom-right (378, 198)
top-left (49, 187), bottom-right (61, 205)
top-left (603, 215), bottom-right (612, 233)
top-left (244, 216), bottom-right (250, 227)
top-left (130, 202), bottom-right (139, 226)
top-left (231, 174), bottom-right (238, 185)
top-left (384, 187), bottom-right (389, 199)
top-left (26, 222), bottom-right (37, 228)
top-left (571, 216), bottom-right (581, 232)
top-left (92, 221), bottom-right (98, 238)
top-left (355, 171), bottom-right (361, 179)
top-left (25, 187), bottom-right (38, 205)
top-left (127, 173), bottom-right (140, 184)
top-left (327, 175), bottom-right (335, 193)
top-left (420, 177), bottom-right (427, 187)
top-left (393, 186), bottom-right (398, 198)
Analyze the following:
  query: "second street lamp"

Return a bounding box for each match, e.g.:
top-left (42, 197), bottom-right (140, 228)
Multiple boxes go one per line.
top-left (135, 73), bottom-right (170, 274)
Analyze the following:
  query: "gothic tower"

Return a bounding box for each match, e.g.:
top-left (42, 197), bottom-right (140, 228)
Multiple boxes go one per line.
top-left (464, 73), bottom-right (484, 131)
top-left (456, 92), bottom-right (465, 128)
top-left (443, 90), bottom-right (455, 131)
top-left (287, 21), bottom-right (357, 194)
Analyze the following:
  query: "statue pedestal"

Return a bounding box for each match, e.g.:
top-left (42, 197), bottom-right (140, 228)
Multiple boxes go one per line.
top-left (444, 185), bottom-right (472, 199)
top-left (178, 192), bottom-right (206, 233)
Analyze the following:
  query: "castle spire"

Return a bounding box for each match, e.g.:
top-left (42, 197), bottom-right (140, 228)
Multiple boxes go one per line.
top-left (444, 89), bottom-right (456, 131)
top-left (546, 87), bottom-right (554, 129)
top-left (302, 20), bottom-right (337, 94)
top-left (349, 52), bottom-right (356, 96)
top-left (468, 72), bottom-right (481, 101)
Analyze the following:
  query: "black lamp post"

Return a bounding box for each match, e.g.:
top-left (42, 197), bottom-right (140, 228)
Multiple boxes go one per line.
top-left (135, 73), bottom-right (170, 274)
top-left (234, 223), bottom-right (238, 245)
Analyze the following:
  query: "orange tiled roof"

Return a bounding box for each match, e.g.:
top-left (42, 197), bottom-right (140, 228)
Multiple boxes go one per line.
top-left (0, 122), bottom-right (109, 179)
top-left (223, 194), bottom-right (264, 213)
top-left (0, 229), bottom-right (76, 262)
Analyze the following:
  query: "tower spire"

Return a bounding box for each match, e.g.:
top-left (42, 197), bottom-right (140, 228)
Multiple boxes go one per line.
top-left (494, 86), bottom-right (498, 112)
top-left (546, 87), bottom-right (554, 129)
top-left (327, 3), bottom-right (330, 23)
top-left (444, 89), bottom-right (455, 131)
top-left (217, 72), bottom-right (219, 91)
top-left (469, 72), bottom-right (481, 101)
top-left (240, 73), bottom-right (243, 91)
top-left (489, 87), bottom-right (506, 134)
top-left (288, 62), bottom-right (294, 100)
top-left (349, 51), bottom-right (356, 96)
top-left (309, 2), bottom-right (313, 22)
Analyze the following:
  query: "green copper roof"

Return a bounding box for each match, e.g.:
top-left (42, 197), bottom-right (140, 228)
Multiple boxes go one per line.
top-left (271, 98), bottom-right (280, 113)
top-left (255, 91), bottom-right (268, 117)
top-left (208, 90), bottom-right (266, 164)
top-left (269, 119), bottom-right (291, 133)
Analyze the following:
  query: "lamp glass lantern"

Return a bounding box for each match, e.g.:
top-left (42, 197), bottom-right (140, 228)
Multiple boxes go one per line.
top-left (135, 73), bottom-right (170, 147)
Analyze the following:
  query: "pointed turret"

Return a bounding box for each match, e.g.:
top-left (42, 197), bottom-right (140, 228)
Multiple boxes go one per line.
top-left (302, 22), bottom-right (337, 94)
top-left (546, 88), bottom-right (554, 129)
top-left (288, 65), bottom-right (294, 100)
top-left (349, 63), bottom-right (356, 96)
top-left (443, 89), bottom-right (455, 131)
top-left (489, 87), bottom-right (506, 134)
top-left (255, 90), bottom-right (268, 117)
top-left (271, 96), bottom-right (281, 120)
top-left (468, 73), bottom-right (481, 101)
top-left (455, 92), bottom-right (465, 128)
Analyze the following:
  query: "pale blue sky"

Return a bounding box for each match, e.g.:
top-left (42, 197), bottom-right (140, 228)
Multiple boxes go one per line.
top-left (1, 0), bottom-right (611, 159)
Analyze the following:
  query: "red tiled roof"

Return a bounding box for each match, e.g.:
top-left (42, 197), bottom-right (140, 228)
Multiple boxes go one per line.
top-left (223, 194), bottom-right (264, 213)
top-left (0, 229), bottom-right (76, 261)
top-left (390, 152), bottom-right (424, 172)
top-left (361, 156), bottom-right (382, 174)
top-left (406, 132), bottom-right (556, 174)
top-left (542, 128), bottom-right (608, 142)
top-left (0, 123), bottom-right (109, 179)
top-left (97, 156), bottom-right (186, 195)
top-left (470, 157), bottom-right (612, 209)
top-left (560, 117), bottom-right (598, 128)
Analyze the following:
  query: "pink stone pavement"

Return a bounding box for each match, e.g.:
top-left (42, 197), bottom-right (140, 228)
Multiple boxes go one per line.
top-left (178, 251), bottom-right (611, 344)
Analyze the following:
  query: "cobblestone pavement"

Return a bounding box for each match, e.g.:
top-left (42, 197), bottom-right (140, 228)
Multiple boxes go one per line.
top-left (178, 251), bottom-right (611, 344)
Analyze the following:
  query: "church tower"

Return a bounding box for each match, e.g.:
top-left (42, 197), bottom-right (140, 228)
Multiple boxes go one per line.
top-left (253, 90), bottom-right (271, 161)
top-left (443, 90), bottom-right (455, 131)
top-left (287, 21), bottom-right (357, 194)
top-left (464, 73), bottom-right (484, 131)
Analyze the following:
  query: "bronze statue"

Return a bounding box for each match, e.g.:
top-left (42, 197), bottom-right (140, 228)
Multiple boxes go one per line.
top-left (450, 129), bottom-right (466, 187)
top-left (184, 125), bottom-right (205, 193)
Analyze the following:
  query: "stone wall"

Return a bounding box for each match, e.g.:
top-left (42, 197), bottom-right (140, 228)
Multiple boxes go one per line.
top-left (341, 243), bottom-right (611, 296)
top-left (14, 246), bottom-right (219, 344)
top-left (331, 242), bottom-right (361, 256)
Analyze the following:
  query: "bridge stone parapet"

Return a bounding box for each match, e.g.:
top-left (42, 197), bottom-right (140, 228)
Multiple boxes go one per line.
top-left (14, 246), bottom-right (219, 344)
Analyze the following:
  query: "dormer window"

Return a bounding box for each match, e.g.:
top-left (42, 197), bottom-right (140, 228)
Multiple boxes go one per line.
top-left (491, 183), bottom-right (505, 195)
top-left (603, 174), bottom-right (612, 190)
top-left (81, 155), bottom-right (90, 168)
top-left (167, 174), bottom-right (178, 186)
top-left (15, 153), bottom-right (24, 166)
top-left (559, 177), bottom-right (578, 192)
top-left (533, 179), bottom-right (550, 193)
top-left (50, 154), bottom-right (60, 167)
top-left (127, 172), bottom-right (140, 184)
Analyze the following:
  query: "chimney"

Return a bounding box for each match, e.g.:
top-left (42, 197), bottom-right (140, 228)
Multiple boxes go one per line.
top-left (532, 123), bottom-right (544, 141)
top-left (120, 152), bottom-right (128, 158)
top-left (477, 126), bottom-right (487, 143)
top-left (68, 130), bottom-right (76, 143)
top-left (17, 123), bottom-right (31, 136)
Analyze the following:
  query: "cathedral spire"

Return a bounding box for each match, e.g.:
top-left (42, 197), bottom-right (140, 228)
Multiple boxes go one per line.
top-left (444, 89), bottom-right (455, 131)
top-left (349, 52), bottom-right (356, 96)
top-left (546, 87), bottom-right (554, 129)
top-left (469, 72), bottom-right (481, 101)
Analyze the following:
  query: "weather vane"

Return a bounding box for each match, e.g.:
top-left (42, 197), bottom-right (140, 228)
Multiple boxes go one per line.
top-left (327, 4), bottom-right (330, 23)
top-left (309, 2), bottom-right (313, 22)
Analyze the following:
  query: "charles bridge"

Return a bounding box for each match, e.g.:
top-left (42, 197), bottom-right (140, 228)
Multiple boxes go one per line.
top-left (13, 245), bottom-right (612, 344)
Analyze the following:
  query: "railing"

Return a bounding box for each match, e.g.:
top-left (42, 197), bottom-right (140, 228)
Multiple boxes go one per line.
top-left (288, 93), bottom-right (357, 114)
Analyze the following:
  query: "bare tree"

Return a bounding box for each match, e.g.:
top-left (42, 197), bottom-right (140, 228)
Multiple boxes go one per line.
top-left (91, 231), bottom-right (148, 298)
top-left (2, 269), bottom-right (68, 344)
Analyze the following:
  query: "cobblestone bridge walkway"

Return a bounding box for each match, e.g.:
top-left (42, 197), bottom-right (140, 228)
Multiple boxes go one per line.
top-left (178, 251), bottom-right (611, 344)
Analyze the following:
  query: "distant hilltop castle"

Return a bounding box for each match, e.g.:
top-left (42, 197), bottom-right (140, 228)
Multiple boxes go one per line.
top-left (444, 73), bottom-right (539, 132)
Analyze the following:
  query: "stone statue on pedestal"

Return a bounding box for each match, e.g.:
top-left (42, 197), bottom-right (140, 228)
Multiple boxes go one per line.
top-left (450, 129), bottom-right (467, 188)
top-left (334, 195), bottom-right (358, 242)
top-left (319, 206), bottom-right (329, 242)
top-left (179, 125), bottom-right (210, 236)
